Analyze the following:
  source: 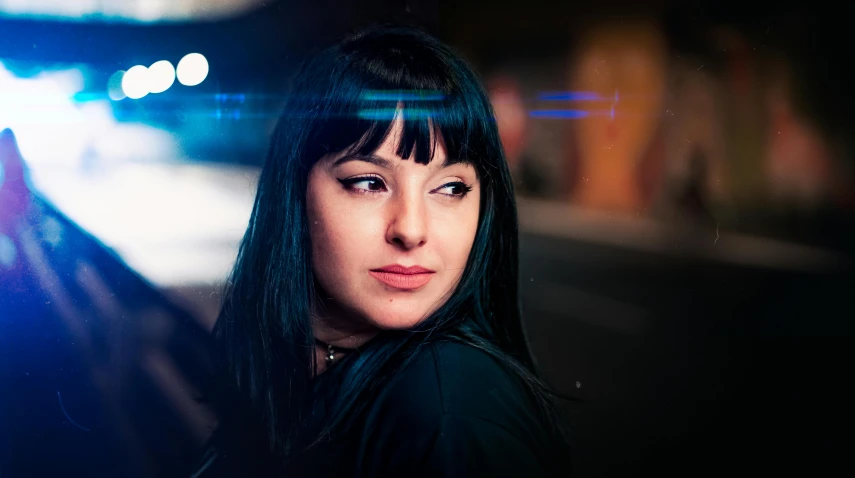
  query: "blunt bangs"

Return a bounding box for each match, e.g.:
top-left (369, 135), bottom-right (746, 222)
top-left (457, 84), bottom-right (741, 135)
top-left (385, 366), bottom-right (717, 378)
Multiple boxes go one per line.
top-left (297, 33), bottom-right (498, 178)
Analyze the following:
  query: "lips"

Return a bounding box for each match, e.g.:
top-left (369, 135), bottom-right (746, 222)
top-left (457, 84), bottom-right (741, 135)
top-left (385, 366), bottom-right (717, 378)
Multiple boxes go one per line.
top-left (369, 264), bottom-right (435, 290)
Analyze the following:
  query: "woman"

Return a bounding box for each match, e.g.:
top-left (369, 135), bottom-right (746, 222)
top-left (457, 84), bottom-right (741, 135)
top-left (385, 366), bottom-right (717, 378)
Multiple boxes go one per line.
top-left (193, 26), bottom-right (570, 477)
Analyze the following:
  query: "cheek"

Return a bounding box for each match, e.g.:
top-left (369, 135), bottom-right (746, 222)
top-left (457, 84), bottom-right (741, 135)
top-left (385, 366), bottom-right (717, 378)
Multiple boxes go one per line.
top-left (307, 187), bottom-right (379, 288)
top-left (433, 202), bottom-right (480, 279)
top-left (307, 178), bottom-right (341, 288)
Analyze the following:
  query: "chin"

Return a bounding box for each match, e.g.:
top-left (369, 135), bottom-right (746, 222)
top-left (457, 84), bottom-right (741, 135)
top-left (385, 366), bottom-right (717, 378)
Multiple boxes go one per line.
top-left (366, 301), bottom-right (433, 330)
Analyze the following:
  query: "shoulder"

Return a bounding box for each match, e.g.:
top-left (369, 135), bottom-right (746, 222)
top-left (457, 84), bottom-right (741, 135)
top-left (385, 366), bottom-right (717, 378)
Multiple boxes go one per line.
top-left (428, 340), bottom-right (539, 422)
top-left (367, 340), bottom-right (539, 426)
top-left (355, 341), bottom-right (557, 477)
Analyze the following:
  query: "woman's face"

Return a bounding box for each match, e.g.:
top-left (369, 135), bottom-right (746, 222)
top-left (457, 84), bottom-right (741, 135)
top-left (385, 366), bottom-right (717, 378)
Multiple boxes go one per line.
top-left (307, 121), bottom-right (480, 331)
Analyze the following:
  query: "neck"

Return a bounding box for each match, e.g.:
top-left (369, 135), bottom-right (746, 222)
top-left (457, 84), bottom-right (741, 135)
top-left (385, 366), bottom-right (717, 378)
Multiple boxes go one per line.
top-left (310, 300), bottom-right (379, 375)
top-left (312, 313), bottom-right (378, 350)
top-left (312, 293), bottom-right (378, 347)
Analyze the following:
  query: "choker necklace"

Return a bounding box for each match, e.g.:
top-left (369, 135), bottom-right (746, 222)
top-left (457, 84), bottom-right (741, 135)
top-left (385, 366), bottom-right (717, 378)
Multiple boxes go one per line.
top-left (314, 337), bottom-right (357, 365)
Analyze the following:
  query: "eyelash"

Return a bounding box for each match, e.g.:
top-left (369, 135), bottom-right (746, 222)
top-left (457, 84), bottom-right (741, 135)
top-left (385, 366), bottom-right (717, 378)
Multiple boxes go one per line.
top-left (337, 175), bottom-right (474, 198)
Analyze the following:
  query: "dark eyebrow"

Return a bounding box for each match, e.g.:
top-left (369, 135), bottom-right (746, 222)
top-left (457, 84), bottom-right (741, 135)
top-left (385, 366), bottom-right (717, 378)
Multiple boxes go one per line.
top-left (332, 153), bottom-right (461, 170)
top-left (332, 154), bottom-right (394, 169)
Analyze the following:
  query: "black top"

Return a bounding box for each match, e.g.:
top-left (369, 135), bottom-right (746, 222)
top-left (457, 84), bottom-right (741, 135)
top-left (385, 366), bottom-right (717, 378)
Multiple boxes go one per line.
top-left (192, 341), bottom-right (567, 477)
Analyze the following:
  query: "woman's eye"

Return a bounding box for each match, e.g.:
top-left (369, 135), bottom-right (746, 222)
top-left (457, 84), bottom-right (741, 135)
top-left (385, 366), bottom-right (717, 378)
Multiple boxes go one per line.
top-left (435, 181), bottom-right (473, 197)
top-left (339, 176), bottom-right (386, 193)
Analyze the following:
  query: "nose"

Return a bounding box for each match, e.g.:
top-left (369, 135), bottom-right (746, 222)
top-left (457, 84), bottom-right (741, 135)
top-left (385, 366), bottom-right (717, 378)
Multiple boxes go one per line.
top-left (385, 191), bottom-right (428, 250)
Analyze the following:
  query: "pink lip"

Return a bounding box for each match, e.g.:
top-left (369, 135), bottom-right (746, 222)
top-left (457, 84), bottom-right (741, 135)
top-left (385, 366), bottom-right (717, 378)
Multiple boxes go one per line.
top-left (369, 264), bottom-right (435, 290)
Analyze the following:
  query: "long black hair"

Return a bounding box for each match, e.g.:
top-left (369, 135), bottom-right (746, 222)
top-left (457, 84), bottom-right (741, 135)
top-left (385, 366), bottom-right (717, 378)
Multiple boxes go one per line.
top-left (209, 25), bottom-right (568, 470)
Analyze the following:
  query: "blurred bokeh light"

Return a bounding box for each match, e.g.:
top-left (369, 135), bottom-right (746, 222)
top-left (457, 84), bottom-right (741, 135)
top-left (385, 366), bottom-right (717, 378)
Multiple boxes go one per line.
top-left (176, 53), bottom-right (208, 87)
